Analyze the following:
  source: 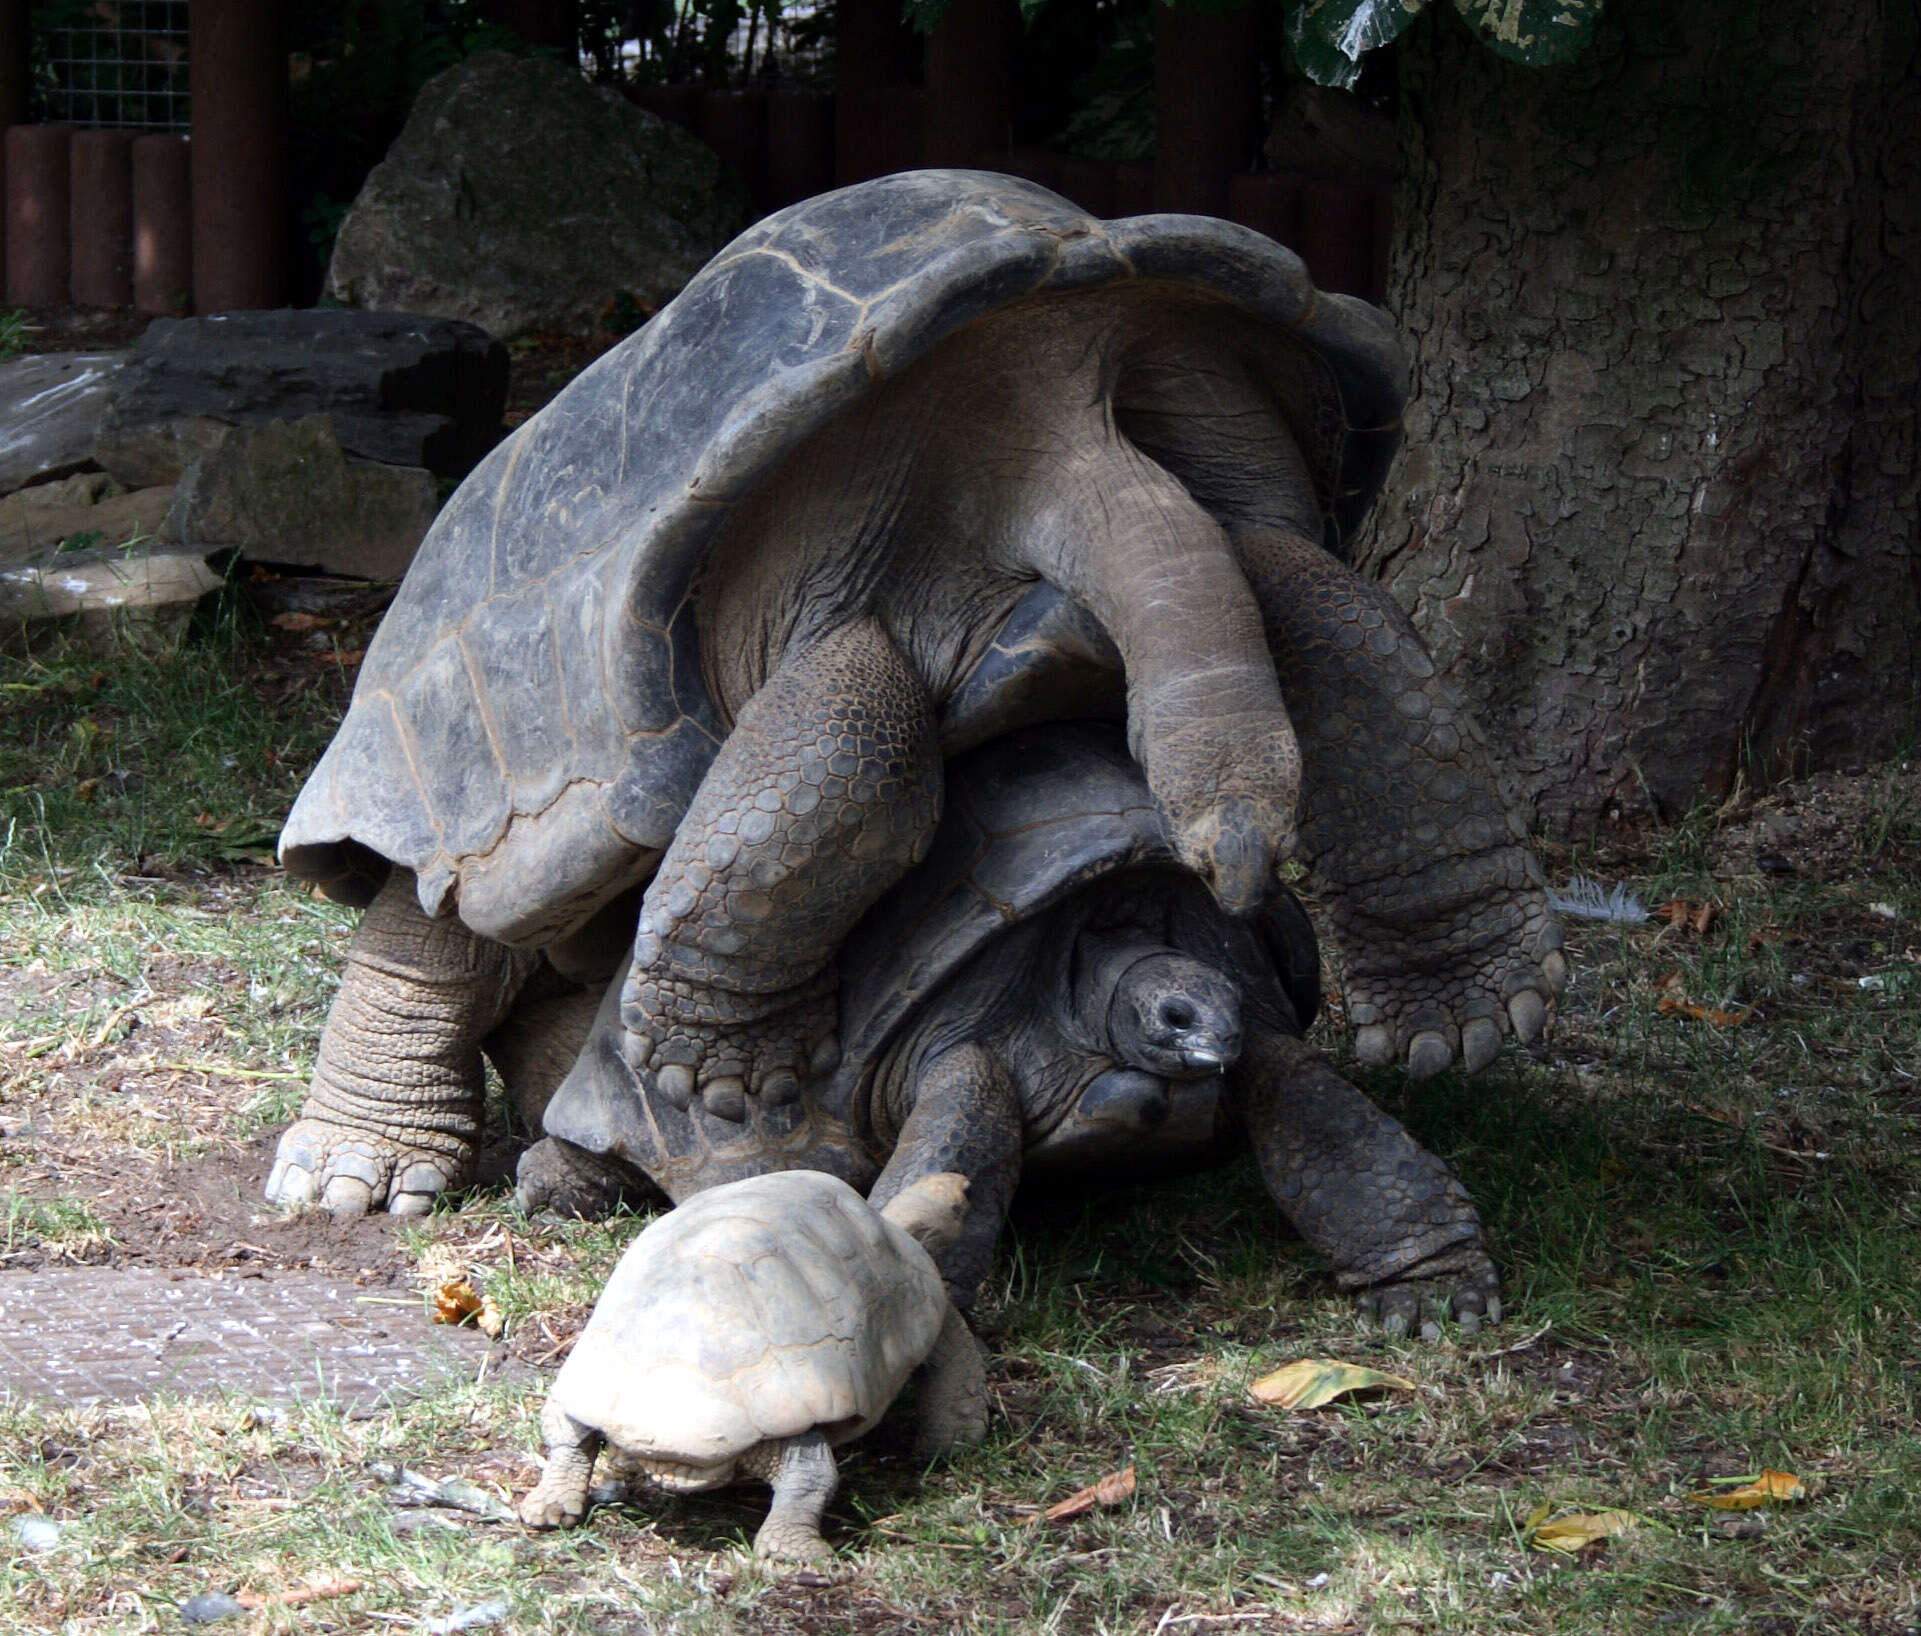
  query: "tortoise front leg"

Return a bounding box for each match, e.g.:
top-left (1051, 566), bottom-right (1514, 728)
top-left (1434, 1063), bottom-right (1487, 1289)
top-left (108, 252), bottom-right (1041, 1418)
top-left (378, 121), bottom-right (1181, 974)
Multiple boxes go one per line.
top-left (621, 616), bottom-right (941, 1122)
top-left (869, 1042), bottom-right (1024, 1315)
top-left (1230, 1018), bottom-right (1500, 1343)
top-left (265, 870), bottom-right (541, 1216)
top-left (914, 1304), bottom-right (990, 1458)
top-left (1230, 523), bottom-right (1567, 1080)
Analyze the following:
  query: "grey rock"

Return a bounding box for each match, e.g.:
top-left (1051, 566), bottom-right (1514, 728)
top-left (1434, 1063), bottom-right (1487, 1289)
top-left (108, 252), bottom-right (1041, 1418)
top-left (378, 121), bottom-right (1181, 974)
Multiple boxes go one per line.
top-left (93, 309), bottom-right (507, 488)
top-left (10, 1514), bottom-right (62, 1552)
top-left (0, 352), bottom-right (123, 496)
top-left (422, 1600), bottom-right (510, 1634)
top-left (163, 415), bottom-right (439, 580)
top-left (0, 472), bottom-right (174, 573)
top-left (325, 52), bottom-right (750, 339)
top-left (177, 1590), bottom-right (246, 1626)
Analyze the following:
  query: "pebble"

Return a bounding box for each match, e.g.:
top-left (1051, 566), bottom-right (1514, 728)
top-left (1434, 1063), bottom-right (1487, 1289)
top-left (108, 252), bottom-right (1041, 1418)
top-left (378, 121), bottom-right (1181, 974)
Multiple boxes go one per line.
top-left (422, 1599), bottom-right (510, 1633)
top-left (11, 1515), bottom-right (61, 1551)
top-left (177, 1589), bottom-right (246, 1625)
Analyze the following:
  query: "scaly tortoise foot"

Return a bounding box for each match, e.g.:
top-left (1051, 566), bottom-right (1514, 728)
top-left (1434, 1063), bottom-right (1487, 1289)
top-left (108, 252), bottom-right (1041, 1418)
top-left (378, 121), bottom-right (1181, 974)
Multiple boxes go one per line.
top-left (618, 967), bottom-right (840, 1121)
top-left (1341, 870), bottom-right (1568, 1080)
top-left (264, 1118), bottom-right (471, 1217)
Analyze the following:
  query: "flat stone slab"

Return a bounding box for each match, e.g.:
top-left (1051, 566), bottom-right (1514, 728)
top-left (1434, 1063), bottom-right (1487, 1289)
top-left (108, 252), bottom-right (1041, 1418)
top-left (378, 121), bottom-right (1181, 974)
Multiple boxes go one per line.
top-left (1, 544), bottom-right (221, 626)
top-left (0, 1267), bottom-right (495, 1412)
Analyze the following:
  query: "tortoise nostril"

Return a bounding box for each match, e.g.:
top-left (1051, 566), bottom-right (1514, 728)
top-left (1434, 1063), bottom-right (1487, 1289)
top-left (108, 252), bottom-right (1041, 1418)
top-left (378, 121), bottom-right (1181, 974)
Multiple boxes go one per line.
top-left (1161, 1000), bottom-right (1196, 1031)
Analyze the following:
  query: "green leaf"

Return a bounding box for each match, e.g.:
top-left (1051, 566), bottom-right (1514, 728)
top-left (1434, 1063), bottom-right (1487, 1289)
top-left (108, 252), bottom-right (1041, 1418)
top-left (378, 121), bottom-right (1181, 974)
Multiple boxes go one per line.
top-left (1287, 0), bottom-right (1428, 90)
top-left (1450, 0), bottom-right (1603, 66)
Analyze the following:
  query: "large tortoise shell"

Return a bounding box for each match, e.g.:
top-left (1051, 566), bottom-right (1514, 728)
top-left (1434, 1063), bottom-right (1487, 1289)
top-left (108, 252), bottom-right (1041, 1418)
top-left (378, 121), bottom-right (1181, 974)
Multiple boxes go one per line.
top-left (281, 169), bottom-right (1404, 949)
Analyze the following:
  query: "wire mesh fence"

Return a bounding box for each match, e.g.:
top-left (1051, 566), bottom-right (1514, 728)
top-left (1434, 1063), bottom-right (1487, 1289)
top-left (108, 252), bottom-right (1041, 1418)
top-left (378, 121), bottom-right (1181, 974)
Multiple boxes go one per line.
top-left (30, 0), bottom-right (190, 131)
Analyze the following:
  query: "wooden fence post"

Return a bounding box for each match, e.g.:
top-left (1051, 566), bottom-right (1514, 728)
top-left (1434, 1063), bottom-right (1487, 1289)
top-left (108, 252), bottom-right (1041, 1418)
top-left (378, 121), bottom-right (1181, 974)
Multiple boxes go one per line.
top-left (190, 0), bottom-right (286, 311)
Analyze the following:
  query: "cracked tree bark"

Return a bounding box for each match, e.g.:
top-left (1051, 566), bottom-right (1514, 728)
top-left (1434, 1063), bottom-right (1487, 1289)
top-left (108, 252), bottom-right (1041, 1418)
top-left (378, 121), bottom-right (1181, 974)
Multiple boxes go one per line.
top-left (1358, 0), bottom-right (1921, 832)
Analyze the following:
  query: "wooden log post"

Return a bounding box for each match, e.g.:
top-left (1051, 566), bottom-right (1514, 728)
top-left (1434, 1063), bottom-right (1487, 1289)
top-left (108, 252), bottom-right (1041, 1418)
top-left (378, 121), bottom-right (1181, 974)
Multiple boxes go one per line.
top-left (6, 124), bottom-right (73, 308)
top-left (190, 0), bottom-right (286, 312)
top-left (698, 89), bottom-right (769, 210)
top-left (1154, 1), bottom-right (1260, 216)
top-left (0, 0), bottom-right (23, 130)
top-left (1298, 177), bottom-right (1376, 299)
top-left (132, 134), bottom-right (191, 316)
top-left (71, 128), bottom-right (136, 308)
top-left (835, 0), bottom-right (922, 183)
top-left (767, 90), bottom-right (833, 208)
top-left (0, 0), bottom-right (23, 279)
top-left (924, 0), bottom-right (1016, 168)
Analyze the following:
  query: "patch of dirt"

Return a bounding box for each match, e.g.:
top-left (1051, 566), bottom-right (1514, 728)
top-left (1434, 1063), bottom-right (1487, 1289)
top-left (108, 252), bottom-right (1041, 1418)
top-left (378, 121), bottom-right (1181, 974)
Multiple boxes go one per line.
top-left (3, 1122), bottom-right (420, 1284)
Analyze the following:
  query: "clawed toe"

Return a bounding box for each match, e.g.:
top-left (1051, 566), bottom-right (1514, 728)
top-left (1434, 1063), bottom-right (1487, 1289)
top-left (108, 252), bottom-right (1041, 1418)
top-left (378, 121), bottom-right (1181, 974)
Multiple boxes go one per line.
top-left (1405, 1029), bottom-right (1454, 1081)
top-left (517, 1491), bottom-right (583, 1530)
top-left (1358, 1269), bottom-right (1503, 1344)
top-left (702, 1076), bottom-right (747, 1121)
top-left (1506, 988), bottom-right (1547, 1044)
top-left (753, 1533), bottom-right (837, 1571)
top-left (622, 996), bottom-right (840, 1121)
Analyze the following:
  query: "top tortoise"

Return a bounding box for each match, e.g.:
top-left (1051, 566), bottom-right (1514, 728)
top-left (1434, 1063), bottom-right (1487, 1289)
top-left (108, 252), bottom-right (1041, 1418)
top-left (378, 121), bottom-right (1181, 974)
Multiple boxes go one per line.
top-left (268, 169), bottom-right (1565, 1217)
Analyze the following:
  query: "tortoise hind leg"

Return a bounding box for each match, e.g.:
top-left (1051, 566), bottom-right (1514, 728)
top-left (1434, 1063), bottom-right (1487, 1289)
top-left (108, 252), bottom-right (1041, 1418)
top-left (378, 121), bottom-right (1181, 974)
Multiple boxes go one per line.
top-left (265, 870), bottom-right (540, 1217)
top-left (519, 1401), bottom-right (603, 1529)
top-left (621, 615), bottom-right (940, 1122)
top-left (1229, 523), bottom-right (1567, 1081)
top-left (1230, 1018), bottom-right (1500, 1344)
top-left (747, 1431), bottom-right (839, 1567)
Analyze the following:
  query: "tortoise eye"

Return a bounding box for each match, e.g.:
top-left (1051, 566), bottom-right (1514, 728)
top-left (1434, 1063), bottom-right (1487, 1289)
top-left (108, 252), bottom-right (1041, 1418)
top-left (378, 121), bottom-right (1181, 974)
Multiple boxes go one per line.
top-left (1160, 1000), bottom-right (1196, 1030)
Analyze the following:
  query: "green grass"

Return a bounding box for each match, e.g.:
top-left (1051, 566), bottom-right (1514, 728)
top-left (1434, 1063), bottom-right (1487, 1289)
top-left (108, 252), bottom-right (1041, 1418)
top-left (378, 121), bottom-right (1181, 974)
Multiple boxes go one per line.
top-left (0, 308), bottom-right (31, 360)
top-left (1, 619), bottom-right (1918, 1631)
top-left (0, 607), bottom-right (341, 890)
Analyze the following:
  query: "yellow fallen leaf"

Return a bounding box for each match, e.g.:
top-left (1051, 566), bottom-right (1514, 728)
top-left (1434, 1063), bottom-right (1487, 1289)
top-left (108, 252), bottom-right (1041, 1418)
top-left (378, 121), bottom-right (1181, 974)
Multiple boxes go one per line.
top-left (1689, 1469), bottom-right (1806, 1509)
top-left (1527, 1508), bottom-right (1641, 1554)
top-left (477, 1292), bottom-right (505, 1340)
top-left (1249, 1358), bottom-right (1417, 1410)
top-left (1033, 1465), bottom-right (1136, 1524)
top-left (433, 1277), bottom-right (484, 1326)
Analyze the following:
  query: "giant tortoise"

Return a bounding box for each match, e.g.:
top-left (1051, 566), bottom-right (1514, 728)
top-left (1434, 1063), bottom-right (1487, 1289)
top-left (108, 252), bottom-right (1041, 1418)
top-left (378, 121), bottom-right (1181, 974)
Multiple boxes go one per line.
top-left (523, 723), bottom-right (1501, 1340)
top-left (267, 168), bottom-right (1565, 1217)
top-left (518, 1169), bottom-right (980, 1565)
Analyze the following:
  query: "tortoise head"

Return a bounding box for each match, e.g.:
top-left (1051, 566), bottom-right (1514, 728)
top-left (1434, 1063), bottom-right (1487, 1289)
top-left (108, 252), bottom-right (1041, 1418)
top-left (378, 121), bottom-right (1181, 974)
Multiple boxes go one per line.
top-left (1102, 950), bottom-right (1245, 1079)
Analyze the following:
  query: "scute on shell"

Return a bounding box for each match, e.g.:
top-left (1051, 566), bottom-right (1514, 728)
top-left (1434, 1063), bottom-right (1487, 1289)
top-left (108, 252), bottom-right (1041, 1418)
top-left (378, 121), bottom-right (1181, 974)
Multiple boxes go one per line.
top-left (547, 1171), bottom-right (947, 1466)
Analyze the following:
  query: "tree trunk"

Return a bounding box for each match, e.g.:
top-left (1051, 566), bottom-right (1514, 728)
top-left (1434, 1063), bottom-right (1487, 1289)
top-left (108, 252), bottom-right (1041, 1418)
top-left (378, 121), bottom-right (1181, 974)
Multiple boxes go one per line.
top-left (1359, 0), bottom-right (1921, 831)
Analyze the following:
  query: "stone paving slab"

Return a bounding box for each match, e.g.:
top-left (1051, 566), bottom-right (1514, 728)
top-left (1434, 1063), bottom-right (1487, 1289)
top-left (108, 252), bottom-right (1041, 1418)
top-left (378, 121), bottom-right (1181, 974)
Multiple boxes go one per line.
top-left (0, 1268), bottom-right (497, 1412)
